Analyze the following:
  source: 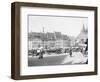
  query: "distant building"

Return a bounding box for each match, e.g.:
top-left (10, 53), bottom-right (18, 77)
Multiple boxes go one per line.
top-left (55, 40), bottom-right (63, 48)
top-left (75, 24), bottom-right (88, 47)
top-left (28, 41), bottom-right (33, 50)
top-left (28, 38), bottom-right (42, 50)
top-left (62, 35), bottom-right (71, 48)
top-left (28, 31), bottom-right (71, 50)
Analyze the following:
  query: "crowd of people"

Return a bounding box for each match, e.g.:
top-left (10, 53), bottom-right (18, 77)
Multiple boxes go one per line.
top-left (29, 39), bottom-right (88, 60)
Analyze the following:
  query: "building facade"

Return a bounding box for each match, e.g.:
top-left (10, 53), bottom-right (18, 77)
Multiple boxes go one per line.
top-left (28, 32), bottom-right (71, 50)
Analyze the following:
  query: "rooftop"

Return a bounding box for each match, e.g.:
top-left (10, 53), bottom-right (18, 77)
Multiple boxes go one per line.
top-left (28, 32), bottom-right (70, 41)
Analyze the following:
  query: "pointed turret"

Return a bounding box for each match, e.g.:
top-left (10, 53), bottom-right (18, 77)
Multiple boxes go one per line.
top-left (76, 24), bottom-right (88, 42)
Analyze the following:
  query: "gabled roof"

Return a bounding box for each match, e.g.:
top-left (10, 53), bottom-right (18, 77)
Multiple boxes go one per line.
top-left (76, 24), bottom-right (88, 40)
top-left (28, 32), bottom-right (70, 41)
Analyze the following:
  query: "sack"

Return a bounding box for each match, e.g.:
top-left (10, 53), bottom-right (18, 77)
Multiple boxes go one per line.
top-left (37, 49), bottom-right (40, 53)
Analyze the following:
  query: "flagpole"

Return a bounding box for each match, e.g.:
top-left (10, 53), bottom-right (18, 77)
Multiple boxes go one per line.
top-left (43, 27), bottom-right (44, 49)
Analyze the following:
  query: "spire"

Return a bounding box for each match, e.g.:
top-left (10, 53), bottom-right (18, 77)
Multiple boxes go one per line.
top-left (43, 27), bottom-right (44, 33)
top-left (76, 24), bottom-right (87, 40)
top-left (81, 24), bottom-right (86, 33)
top-left (85, 24), bottom-right (88, 33)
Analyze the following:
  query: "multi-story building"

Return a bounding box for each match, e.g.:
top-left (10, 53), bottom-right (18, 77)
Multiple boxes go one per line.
top-left (55, 40), bottom-right (63, 49)
top-left (28, 31), bottom-right (71, 50)
top-left (62, 35), bottom-right (71, 48)
top-left (28, 38), bottom-right (42, 50)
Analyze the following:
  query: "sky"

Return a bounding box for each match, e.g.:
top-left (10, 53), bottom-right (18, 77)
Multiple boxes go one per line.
top-left (28, 15), bottom-right (88, 37)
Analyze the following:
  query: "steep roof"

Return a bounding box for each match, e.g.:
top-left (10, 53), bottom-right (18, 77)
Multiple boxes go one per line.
top-left (76, 24), bottom-right (88, 40)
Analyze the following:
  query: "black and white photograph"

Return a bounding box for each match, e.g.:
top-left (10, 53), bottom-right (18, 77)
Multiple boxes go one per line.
top-left (28, 15), bottom-right (88, 66)
top-left (11, 2), bottom-right (97, 79)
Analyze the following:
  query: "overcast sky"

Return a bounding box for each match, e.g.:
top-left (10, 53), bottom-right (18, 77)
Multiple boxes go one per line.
top-left (28, 15), bottom-right (88, 37)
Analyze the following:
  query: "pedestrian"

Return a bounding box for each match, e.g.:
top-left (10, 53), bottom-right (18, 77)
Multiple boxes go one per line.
top-left (85, 39), bottom-right (88, 51)
top-left (38, 47), bottom-right (44, 59)
top-left (85, 60), bottom-right (88, 64)
top-left (84, 39), bottom-right (88, 55)
top-left (36, 49), bottom-right (40, 56)
top-left (69, 48), bottom-right (72, 57)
